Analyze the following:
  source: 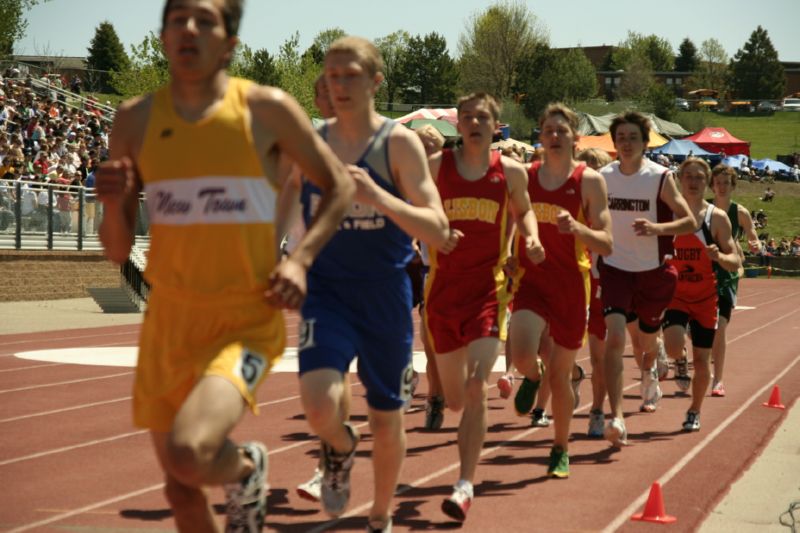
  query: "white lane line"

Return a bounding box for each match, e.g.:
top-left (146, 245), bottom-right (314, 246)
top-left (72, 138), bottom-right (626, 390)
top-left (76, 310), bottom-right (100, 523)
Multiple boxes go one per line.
top-left (0, 371), bottom-right (132, 394)
top-left (602, 351), bottom-right (800, 533)
top-left (5, 483), bottom-right (165, 533)
top-left (0, 329), bottom-right (140, 348)
top-left (5, 303), bottom-right (796, 530)
top-left (0, 397), bottom-right (131, 424)
top-left (0, 430), bottom-right (147, 467)
top-left (600, 306), bottom-right (800, 532)
top-left (0, 380), bottom-right (360, 463)
top-left (0, 363), bottom-right (65, 373)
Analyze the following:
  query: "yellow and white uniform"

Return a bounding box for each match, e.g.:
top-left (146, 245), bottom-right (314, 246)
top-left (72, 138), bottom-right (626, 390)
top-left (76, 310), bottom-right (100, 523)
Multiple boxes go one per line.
top-left (134, 78), bottom-right (284, 431)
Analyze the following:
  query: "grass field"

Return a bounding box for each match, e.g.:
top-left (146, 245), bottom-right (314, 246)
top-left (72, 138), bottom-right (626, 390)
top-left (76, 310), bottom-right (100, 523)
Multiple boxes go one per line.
top-left (677, 111), bottom-right (800, 160)
top-left (728, 180), bottom-right (800, 242)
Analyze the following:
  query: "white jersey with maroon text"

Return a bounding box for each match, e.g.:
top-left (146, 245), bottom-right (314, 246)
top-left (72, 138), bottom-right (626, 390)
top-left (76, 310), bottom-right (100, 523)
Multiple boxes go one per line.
top-left (601, 159), bottom-right (673, 272)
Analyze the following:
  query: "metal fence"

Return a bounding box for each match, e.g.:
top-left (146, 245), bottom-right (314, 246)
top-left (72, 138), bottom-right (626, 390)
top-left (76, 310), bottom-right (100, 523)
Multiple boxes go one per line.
top-left (0, 179), bottom-right (148, 250)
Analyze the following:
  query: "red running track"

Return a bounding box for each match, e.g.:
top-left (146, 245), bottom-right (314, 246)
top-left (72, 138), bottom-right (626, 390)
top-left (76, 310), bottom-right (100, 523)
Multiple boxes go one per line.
top-left (0, 278), bottom-right (798, 532)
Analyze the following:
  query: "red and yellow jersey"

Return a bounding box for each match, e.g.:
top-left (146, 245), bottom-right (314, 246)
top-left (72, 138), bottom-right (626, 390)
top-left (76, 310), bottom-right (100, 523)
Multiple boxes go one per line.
top-left (519, 161), bottom-right (591, 275)
top-left (136, 77), bottom-right (279, 301)
top-left (668, 206), bottom-right (717, 303)
top-left (429, 148), bottom-right (511, 276)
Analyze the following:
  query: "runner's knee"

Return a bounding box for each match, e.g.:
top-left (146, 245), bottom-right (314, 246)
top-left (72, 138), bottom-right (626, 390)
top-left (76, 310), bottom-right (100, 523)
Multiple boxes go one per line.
top-left (463, 376), bottom-right (487, 407)
top-left (164, 474), bottom-right (207, 511)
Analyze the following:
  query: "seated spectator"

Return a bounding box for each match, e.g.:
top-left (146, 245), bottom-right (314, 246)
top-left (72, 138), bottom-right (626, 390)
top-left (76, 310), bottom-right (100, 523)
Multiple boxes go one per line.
top-left (762, 187), bottom-right (775, 202)
top-left (791, 236), bottom-right (800, 256)
top-left (778, 237), bottom-right (791, 256)
top-left (754, 209), bottom-right (768, 229)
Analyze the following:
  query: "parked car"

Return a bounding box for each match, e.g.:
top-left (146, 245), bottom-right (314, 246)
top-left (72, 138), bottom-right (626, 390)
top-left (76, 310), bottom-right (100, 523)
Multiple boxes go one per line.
top-left (675, 98), bottom-right (690, 111)
top-left (757, 101), bottom-right (780, 112)
top-left (782, 98), bottom-right (800, 111)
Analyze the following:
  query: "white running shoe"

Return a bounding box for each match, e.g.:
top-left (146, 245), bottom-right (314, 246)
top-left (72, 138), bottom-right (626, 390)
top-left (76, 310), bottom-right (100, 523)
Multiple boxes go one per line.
top-left (587, 409), bottom-right (604, 438)
top-left (531, 408), bottom-right (550, 427)
top-left (296, 467), bottom-right (322, 502)
top-left (604, 417), bottom-right (628, 447)
top-left (224, 441), bottom-right (269, 533)
top-left (640, 368), bottom-right (663, 412)
top-left (321, 423), bottom-right (359, 517)
top-left (366, 517), bottom-right (393, 532)
top-left (682, 410), bottom-right (701, 431)
top-left (441, 481), bottom-right (473, 522)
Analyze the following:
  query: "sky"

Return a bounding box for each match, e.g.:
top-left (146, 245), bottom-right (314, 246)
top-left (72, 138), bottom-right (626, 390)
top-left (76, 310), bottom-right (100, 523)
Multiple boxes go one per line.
top-left (15, 0), bottom-right (800, 63)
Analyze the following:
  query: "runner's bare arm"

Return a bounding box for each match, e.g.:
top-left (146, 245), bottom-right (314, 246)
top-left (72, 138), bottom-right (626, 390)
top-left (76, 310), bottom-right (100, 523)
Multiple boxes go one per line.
top-left (96, 96), bottom-right (148, 265)
top-left (738, 204), bottom-right (761, 253)
top-left (568, 168), bottom-right (612, 256)
top-left (708, 207), bottom-right (742, 272)
top-left (504, 156), bottom-right (544, 264)
top-left (249, 87), bottom-right (353, 309)
top-left (633, 172), bottom-right (696, 236)
top-left (249, 87), bottom-right (353, 271)
top-left (273, 154), bottom-right (303, 252)
top-left (354, 125), bottom-right (448, 248)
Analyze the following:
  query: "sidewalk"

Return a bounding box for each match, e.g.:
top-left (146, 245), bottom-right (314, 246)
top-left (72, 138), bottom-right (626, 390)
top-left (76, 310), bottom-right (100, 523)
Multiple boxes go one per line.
top-left (1, 298), bottom-right (797, 530)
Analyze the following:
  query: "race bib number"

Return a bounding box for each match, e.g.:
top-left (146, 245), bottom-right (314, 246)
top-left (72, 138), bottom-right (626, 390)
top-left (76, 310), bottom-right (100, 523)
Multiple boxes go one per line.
top-left (236, 349), bottom-right (266, 391)
top-left (298, 318), bottom-right (316, 351)
top-left (399, 360), bottom-right (415, 402)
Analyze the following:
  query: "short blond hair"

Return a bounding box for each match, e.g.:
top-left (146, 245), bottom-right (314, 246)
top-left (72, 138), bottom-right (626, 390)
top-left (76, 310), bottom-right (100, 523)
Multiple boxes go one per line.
top-left (576, 148), bottom-right (613, 170)
top-left (539, 102), bottom-right (579, 136)
top-left (327, 36), bottom-right (383, 77)
top-left (457, 92), bottom-right (501, 122)
top-left (679, 157), bottom-right (712, 185)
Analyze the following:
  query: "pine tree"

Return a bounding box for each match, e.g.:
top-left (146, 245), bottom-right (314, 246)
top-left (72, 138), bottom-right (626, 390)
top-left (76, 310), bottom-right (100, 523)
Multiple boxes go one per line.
top-left (729, 26), bottom-right (785, 99)
top-left (86, 21), bottom-right (130, 93)
top-left (675, 38), bottom-right (698, 72)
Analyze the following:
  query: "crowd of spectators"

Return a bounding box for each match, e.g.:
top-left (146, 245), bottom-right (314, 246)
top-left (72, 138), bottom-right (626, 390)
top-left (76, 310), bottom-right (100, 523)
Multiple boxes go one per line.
top-left (0, 67), bottom-right (111, 234)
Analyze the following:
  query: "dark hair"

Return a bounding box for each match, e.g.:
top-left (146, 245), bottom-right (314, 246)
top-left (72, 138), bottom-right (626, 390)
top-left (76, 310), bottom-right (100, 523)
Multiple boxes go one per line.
top-left (610, 111), bottom-right (651, 146)
top-left (162, 0), bottom-right (244, 37)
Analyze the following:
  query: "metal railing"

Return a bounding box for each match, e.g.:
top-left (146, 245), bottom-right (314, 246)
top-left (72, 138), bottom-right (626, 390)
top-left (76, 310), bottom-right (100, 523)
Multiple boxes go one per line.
top-left (0, 179), bottom-right (148, 250)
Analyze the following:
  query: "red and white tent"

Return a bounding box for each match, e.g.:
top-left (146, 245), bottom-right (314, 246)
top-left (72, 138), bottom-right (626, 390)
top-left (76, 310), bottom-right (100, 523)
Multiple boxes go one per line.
top-left (395, 108), bottom-right (457, 125)
top-left (684, 127), bottom-right (750, 157)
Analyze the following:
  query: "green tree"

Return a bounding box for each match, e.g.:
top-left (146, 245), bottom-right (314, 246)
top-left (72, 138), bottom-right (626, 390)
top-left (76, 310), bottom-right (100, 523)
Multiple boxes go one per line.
top-left (230, 44), bottom-right (279, 86)
top-left (729, 26), bottom-right (785, 99)
top-left (110, 32), bottom-right (168, 97)
top-left (645, 83), bottom-right (677, 120)
top-left (275, 32), bottom-right (320, 115)
top-left (402, 32), bottom-right (457, 105)
top-left (618, 52), bottom-right (655, 101)
top-left (675, 38), bottom-right (698, 72)
top-left (375, 30), bottom-right (411, 110)
top-left (516, 46), bottom-right (597, 119)
top-left (610, 31), bottom-right (674, 72)
top-left (302, 27), bottom-right (346, 65)
top-left (457, 0), bottom-right (547, 98)
top-left (688, 38), bottom-right (729, 93)
top-left (86, 21), bottom-right (130, 93)
top-left (0, 0), bottom-right (50, 58)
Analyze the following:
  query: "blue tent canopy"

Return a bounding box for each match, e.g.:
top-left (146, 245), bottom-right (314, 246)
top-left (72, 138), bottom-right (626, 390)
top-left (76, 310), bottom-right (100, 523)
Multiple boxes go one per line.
top-left (751, 159), bottom-right (792, 173)
top-left (650, 139), bottom-right (716, 158)
top-left (721, 154), bottom-right (748, 169)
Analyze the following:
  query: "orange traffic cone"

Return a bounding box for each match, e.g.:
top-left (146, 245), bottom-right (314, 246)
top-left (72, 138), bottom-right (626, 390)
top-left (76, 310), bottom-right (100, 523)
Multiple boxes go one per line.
top-left (762, 385), bottom-right (786, 409)
top-left (631, 482), bottom-right (677, 524)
